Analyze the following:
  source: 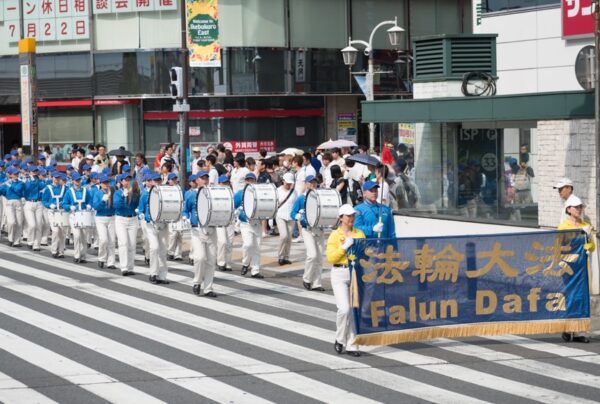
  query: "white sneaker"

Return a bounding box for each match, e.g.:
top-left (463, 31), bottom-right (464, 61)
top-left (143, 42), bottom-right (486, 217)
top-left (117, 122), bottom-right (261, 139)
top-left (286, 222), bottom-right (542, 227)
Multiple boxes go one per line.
top-left (292, 237), bottom-right (303, 243)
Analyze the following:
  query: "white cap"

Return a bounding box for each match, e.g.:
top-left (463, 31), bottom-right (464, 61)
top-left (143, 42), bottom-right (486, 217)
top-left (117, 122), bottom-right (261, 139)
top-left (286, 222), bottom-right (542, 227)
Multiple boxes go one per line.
top-left (553, 177), bottom-right (573, 189)
top-left (192, 146), bottom-right (201, 152)
top-left (283, 172), bottom-right (295, 184)
top-left (338, 204), bottom-right (359, 216)
top-left (85, 154), bottom-right (94, 160)
top-left (565, 195), bottom-right (584, 209)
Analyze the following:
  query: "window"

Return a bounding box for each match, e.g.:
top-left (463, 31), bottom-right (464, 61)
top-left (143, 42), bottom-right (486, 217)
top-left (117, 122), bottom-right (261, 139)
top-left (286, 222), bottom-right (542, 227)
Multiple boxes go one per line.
top-left (37, 53), bottom-right (92, 99)
top-left (38, 109), bottom-right (93, 145)
top-left (482, 0), bottom-right (559, 13)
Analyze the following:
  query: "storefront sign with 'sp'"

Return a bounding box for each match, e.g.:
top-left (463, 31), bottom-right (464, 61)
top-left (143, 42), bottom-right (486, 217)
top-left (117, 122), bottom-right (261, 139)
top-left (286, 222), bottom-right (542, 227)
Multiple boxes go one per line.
top-left (562, 0), bottom-right (595, 38)
top-left (222, 140), bottom-right (276, 153)
top-left (187, 0), bottom-right (221, 67)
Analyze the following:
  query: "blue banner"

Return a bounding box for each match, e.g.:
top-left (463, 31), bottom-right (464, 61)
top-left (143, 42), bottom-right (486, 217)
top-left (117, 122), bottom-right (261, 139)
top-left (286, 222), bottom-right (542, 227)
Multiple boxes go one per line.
top-left (350, 230), bottom-right (591, 345)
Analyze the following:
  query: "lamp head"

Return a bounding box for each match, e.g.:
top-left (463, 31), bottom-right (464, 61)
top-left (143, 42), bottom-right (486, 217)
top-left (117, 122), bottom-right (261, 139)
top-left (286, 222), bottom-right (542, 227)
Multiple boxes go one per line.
top-left (341, 45), bottom-right (358, 66)
top-left (387, 25), bottom-right (405, 47)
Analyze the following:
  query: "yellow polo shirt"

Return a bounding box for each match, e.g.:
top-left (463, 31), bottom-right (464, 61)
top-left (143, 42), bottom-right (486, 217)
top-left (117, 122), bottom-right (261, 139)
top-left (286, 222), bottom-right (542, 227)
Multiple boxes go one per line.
top-left (326, 227), bottom-right (366, 266)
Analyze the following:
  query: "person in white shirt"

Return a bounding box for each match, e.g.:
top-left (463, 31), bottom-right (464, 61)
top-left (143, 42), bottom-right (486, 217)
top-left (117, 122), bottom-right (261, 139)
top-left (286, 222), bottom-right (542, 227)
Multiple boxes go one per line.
top-left (319, 152), bottom-right (333, 188)
top-left (230, 157), bottom-right (250, 193)
top-left (292, 155), bottom-right (306, 195)
top-left (330, 148), bottom-right (346, 172)
top-left (275, 173), bottom-right (297, 265)
top-left (191, 147), bottom-right (202, 175)
top-left (375, 164), bottom-right (391, 206)
top-left (205, 154), bottom-right (219, 185)
top-left (160, 143), bottom-right (180, 175)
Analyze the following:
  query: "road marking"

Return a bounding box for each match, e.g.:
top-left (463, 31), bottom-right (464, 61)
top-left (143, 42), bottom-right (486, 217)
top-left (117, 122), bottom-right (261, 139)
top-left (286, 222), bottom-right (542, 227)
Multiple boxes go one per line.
top-left (0, 370), bottom-right (59, 404)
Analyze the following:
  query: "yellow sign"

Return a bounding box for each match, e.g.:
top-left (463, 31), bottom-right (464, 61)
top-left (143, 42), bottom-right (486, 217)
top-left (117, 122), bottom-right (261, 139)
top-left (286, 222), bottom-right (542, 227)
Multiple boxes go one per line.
top-left (187, 0), bottom-right (221, 67)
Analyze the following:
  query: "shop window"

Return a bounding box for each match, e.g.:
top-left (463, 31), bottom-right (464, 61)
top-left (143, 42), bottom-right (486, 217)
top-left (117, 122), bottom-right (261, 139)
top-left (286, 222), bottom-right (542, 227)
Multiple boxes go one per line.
top-left (227, 48), bottom-right (286, 94)
top-left (0, 56), bottom-right (19, 96)
top-left (38, 108), bottom-right (93, 163)
top-left (482, 0), bottom-right (559, 13)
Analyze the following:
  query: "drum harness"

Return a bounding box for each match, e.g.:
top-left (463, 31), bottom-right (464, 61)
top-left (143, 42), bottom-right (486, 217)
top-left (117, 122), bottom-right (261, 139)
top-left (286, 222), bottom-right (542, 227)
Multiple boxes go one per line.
top-left (47, 184), bottom-right (65, 209)
top-left (70, 187), bottom-right (87, 210)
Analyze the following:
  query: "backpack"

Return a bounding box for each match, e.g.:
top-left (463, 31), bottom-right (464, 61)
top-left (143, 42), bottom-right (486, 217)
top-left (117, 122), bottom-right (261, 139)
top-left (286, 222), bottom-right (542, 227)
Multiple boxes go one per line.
top-left (349, 179), bottom-right (363, 205)
top-left (514, 168), bottom-right (531, 191)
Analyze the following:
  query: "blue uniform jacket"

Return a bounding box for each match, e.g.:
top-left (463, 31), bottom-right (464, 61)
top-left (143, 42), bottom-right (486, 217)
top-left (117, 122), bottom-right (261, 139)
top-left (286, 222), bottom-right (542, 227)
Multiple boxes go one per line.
top-left (138, 188), bottom-right (151, 223)
top-left (233, 190), bottom-right (249, 223)
top-left (113, 188), bottom-right (139, 217)
top-left (182, 188), bottom-right (199, 226)
top-left (354, 200), bottom-right (396, 239)
top-left (24, 178), bottom-right (45, 201)
top-left (41, 184), bottom-right (66, 209)
top-left (62, 186), bottom-right (90, 211)
top-left (92, 190), bottom-right (115, 216)
top-left (290, 194), bottom-right (309, 228)
top-left (1, 180), bottom-right (25, 200)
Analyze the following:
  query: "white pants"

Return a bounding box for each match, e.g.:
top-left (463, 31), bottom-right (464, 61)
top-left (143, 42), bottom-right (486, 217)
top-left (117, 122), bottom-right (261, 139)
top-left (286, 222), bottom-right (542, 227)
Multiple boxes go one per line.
top-left (331, 266), bottom-right (358, 351)
top-left (0, 196), bottom-right (5, 233)
top-left (70, 221), bottom-right (87, 260)
top-left (216, 225), bottom-right (234, 268)
top-left (23, 201), bottom-right (43, 248)
top-left (48, 212), bottom-right (66, 255)
top-left (41, 206), bottom-right (50, 245)
top-left (302, 228), bottom-right (325, 288)
top-left (115, 216), bottom-right (138, 273)
top-left (95, 216), bottom-right (115, 266)
top-left (275, 217), bottom-right (293, 260)
top-left (139, 219), bottom-right (149, 260)
top-left (240, 221), bottom-right (261, 275)
top-left (5, 199), bottom-right (23, 245)
top-left (168, 227), bottom-right (182, 258)
top-left (191, 227), bottom-right (217, 292)
top-left (146, 221), bottom-right (169, 280)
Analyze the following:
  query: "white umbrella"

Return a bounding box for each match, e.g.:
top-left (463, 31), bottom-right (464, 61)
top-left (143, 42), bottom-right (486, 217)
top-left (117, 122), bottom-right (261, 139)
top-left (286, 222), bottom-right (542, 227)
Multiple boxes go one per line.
top-left (279, 147), bottom-right (304, 156)
top-left (318, 139), bottom-right (357, 149)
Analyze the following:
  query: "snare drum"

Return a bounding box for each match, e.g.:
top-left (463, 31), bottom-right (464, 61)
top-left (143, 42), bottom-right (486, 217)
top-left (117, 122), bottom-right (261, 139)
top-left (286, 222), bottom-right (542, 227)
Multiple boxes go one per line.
top-left (305, 189), bottom-right (342, 228)
top-left (48, 210), bottom-right (70, 228)
top-left (243, 183), bottom-right (277, 220)
top-left (196, 186), bottom-right (234, 227)
top-left (148, 185), bottom-right (183, 223)
top-left (169, 219), bottom-right (192, 233)
top-left (70, 210), bottom-right (96, 229)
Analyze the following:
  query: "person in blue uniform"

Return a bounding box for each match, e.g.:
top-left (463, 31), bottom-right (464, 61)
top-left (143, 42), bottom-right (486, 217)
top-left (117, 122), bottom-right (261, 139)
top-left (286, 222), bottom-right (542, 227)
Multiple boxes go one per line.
top-left (62, 171), bottom-right (91, 263)
top-left (167, 172), bottom-right (183, 261)
top-left (23, 166), bottom-right (46, 250)
top-left (353, 180), bottom-right (396, 239)
top-left (216, 175), bottom-right (235, 272)
top-left (0, 167), bottom-right (25, 247)
top-left (92, 175), bottom-right (116, 269)
top-left (233, 172), bottom-right (264, 278)
top-left (41, 172), bottom-right (67, 258)
top-left (38, 168), bottom-right (51, 246)
top-left (114, 173), bottom-right (140, 276)
top-left (184, 173), bottom-right (198, 264)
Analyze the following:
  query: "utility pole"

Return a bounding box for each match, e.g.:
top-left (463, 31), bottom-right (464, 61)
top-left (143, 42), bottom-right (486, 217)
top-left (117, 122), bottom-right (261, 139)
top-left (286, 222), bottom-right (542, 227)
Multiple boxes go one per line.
top-left (19, 38), bottom-right (38, 164)
top-left (179, 0), bottom-right (190, 186)
top-left (595, 0), bottom-right (599, 235)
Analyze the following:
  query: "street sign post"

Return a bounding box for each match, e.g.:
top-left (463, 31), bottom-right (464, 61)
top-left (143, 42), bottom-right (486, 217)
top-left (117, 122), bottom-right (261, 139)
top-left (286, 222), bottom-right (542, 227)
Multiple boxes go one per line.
top-left (19, 38), bottom-right (37, 162)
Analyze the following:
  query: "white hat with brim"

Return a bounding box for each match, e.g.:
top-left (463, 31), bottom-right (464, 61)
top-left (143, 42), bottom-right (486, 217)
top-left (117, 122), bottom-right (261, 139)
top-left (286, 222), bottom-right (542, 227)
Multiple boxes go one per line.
top-left (565, 194), bottom-right (584, 209)
top-left (338, 204), bottom-right (359, 216)
top-left (283, 172), bottom-right (295, 184)
top-left (553, 177), bottom-right (573, 189)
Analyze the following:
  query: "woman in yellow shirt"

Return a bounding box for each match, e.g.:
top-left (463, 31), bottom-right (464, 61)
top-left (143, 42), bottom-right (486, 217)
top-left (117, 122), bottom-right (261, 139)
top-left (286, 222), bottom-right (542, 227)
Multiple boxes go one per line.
top-left (558, 194), bottom-right (594, 343)
top-left (326, 204), bottom-right (365, 357)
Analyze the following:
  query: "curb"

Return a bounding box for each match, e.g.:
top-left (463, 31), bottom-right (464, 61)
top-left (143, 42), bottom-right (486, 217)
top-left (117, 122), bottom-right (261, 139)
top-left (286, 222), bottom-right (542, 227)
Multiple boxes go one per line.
top-left (592, 295), bottom-right (600, 316)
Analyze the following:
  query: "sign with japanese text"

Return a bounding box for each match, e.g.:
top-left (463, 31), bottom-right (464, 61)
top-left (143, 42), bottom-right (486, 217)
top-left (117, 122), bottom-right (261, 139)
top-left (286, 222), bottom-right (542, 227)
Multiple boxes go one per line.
top-left (337, 113), bottom-right (356, 141)
top-left (20, 65), bottom-right (34, 146)
top-left (398, 123), bottom-right (415, 145)
top-left (186, 0), bottom-right (221, 67)
top-left (222, 140), bottom-right (276, 153)
top-left (93, 0), bottom-right (176, 14)
top-left (350, 230), bottom-right (591, 345)
top-left (562, 0), bottom-right (595, 39)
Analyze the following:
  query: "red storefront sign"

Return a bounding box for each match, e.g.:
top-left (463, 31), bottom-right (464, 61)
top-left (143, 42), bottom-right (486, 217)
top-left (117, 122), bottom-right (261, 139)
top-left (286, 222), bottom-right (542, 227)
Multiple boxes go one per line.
top-left (563, 0), bottom-right (595, 39)
top-left (223, 140), bottom-right (276, 153)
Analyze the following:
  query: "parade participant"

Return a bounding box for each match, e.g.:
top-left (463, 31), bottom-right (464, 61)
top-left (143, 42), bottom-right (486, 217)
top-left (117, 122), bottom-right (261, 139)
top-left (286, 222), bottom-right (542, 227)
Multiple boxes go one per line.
top-left (290, 175), bottom-right (325, 290)
top-left (41, 172), bottom-right (67, 258)
top-left (184, 173), bottom-right (198, 264)
top-left (166, 172), bottom-right (183, 261)
top-left (38, 168), bottom-right (51, 246)
top-left (138, 172), bottom-right (170, 284)
top-left (553, 177), bottom-right (576, 223)
top-left (0, 167), bottom-right (25, 247)
top-left (92, 175), bottom-right (116, 269)
top-left (183, 170), bottom-right (218, 297)
top-left (326, 203), bottom-right (364, 357)
top-left (23, 166), bottom-right (45, 250)
top-left (62, 171), bottom-right (91, 264)
top-left (276, 172), bottom-right (296, 265)
top-left (354, 181), bottom-right (396, 239)
top-left (114, 173), bottom-right (140, 276)
top-left (558, 195), bottom-right (594, 343)
top-left (234, 172), bottom-right (264, 278)
top-left (216, 175), bottom-right (234, 272)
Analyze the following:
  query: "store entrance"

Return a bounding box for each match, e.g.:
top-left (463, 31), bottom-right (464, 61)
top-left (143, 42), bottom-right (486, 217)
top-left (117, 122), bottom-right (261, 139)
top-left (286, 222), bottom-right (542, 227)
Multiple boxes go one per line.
top-left (0, 123), bottom-right (21, 155)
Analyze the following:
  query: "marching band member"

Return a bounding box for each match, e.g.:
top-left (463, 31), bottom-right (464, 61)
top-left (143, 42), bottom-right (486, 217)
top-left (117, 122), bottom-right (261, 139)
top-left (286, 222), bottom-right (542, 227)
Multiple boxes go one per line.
top-left (276, 172), bottom-right (296, 265)
top-left (62, 171), bottom-right (91, 264)
top-left (138, 172), bottom-right (170, 284)
top-left (234, 172), bottom-right (264, 279)
top-left (216, 175), bottom-right (234, 272)
top-left (86, 172), bottom-right (100, 249)
top-left (92, 175), bottom-right (116, 269)
top-left (23, 166), bottom-right (45, 250)
top-left (114, 173), bottom-right (140, 276)
top-left (0, 167), bottom-right (25, 247)
top-left (291, 175), bottom-right (325, 291)
top-left (354, 181), bottom-right (396, 239)
top-left (166, 172), bottom-right (183, 261)
top-left (38, 168), bottom-right (51, 246)
top-left (138, 170), bottom-right (153, 265)
top-left (41, 172), bottom-right (67, 258)
top-left (184, 170), bottom-right (218, 297)
top-left (0, 161), bottom-right (5, 237)
top-left (184, 173), bottom-right (198, 264)
top-left (326, 203), bottom-right (364, 357)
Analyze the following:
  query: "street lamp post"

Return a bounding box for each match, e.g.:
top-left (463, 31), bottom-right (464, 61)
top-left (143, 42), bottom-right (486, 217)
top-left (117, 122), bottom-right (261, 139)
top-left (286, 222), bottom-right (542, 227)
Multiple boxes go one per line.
top-left (341, 17), bottom-right (404, 152)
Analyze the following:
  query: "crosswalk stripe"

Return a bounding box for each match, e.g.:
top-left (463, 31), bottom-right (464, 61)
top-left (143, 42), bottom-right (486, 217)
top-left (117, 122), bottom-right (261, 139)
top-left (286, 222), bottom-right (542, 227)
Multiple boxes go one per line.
top-left (0, 328), bottom-right (166, 404)
top-left (0, 272), bottom-right (381, 404)
top-left (0, 370), bottom-right (59, 404)
top-left (424, 338), bottom-right (600, 389)
top-left (0, 296), bottom-right (272, 404)
top-left (3, 254), bottom-right (598, 403)
top-left (0, 259), bottom-right (486, 404)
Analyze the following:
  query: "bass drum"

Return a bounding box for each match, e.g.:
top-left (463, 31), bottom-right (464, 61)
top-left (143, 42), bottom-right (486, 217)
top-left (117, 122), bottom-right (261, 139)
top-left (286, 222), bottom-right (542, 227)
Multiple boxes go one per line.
top-left (196, 186), bottom-right (234, 227)
top-left (71, 210), bottom-right (95, 229)
top-left (148, 185), bottom-right (183, 223)
top-left (48, 210), bottom-right (70, 228)
top-left (305, 188), bottom-right (342, 228)
top-left (243, 183), bottom-right (277, 220)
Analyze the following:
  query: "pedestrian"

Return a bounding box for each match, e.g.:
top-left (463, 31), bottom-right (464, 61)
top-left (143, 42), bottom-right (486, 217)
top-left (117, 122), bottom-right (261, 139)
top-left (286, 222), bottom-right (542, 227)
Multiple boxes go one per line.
top-left (326, 203), bottom-right (364, 357)
top-left (276, 172), bottom-right (296, 265)
top-left (553, 177), bottom-right (575, 223)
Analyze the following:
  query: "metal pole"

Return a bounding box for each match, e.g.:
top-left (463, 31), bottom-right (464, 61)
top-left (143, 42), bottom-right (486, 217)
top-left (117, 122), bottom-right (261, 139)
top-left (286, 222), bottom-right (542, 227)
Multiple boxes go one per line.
top-left (367, 57), bottom-right (375, 152)
top-left (179, 0), bottom-right (189, 186)
top-left (595, 0), bottom-right (600, 235)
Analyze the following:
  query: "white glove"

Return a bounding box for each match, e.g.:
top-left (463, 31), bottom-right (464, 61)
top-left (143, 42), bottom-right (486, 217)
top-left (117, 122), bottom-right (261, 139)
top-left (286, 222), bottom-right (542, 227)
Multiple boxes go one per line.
top-left (138, 213), bottom-right (145, 220)
top-left (102, 194), bottom-right (109, 202)
top-left (123, 188), bottom-right (129, 197)
top-left (86, 204), bottom-right (92, 211)
top-left (341, 237), bottom-right (354, 251)
top-left (70, 206), bottom-right (76, 212)
top-left (134, 208), bottom-right (139, 214)
top-left (583, 225), bottom-right (593, 236)
top-left (20, 197), bottom-right (25, 202)
top-left (295, 213), bottom-right (302, 221)
top-left (372, 222), bottom-right (384, 233)
top-left (50, 203), bottom-right (56, 209)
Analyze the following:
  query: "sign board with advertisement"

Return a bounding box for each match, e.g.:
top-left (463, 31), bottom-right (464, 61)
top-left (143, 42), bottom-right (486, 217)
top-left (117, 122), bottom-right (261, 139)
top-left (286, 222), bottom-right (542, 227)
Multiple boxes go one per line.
top-left (398, 123), bottom-right (415, 145)
top-left (222, 140), bottom-right (276, 153)
top-left (562, 0), bottom-right (594, 39)
top-left (186, 0), bottom-right (221, 67)
top-left (337, 113), bottom-right (357, 141)
top-left (189, 126), bottom-right (201, 137)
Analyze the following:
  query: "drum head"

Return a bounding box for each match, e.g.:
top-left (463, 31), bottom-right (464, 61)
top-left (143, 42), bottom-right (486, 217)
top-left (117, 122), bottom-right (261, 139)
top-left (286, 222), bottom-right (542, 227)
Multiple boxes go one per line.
top-left (305, 190), bottom-right (319, 227)
top-left (196, 187), bottom-right (211, 226)
top-left (243, 184), bottom-right (256, 219)
top-left (148, 186), bottom-right (161, 222)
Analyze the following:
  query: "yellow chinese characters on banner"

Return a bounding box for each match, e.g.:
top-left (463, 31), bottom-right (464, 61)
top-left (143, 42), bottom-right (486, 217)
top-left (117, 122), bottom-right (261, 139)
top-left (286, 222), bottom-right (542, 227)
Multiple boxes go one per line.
top-left (186, 0), bottom-right (221, 67)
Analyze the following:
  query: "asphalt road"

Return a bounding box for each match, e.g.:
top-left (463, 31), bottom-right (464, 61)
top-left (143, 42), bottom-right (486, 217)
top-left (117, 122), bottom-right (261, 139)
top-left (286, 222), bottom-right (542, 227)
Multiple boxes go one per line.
top-left (0, 234), bottom-right (599, 404)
